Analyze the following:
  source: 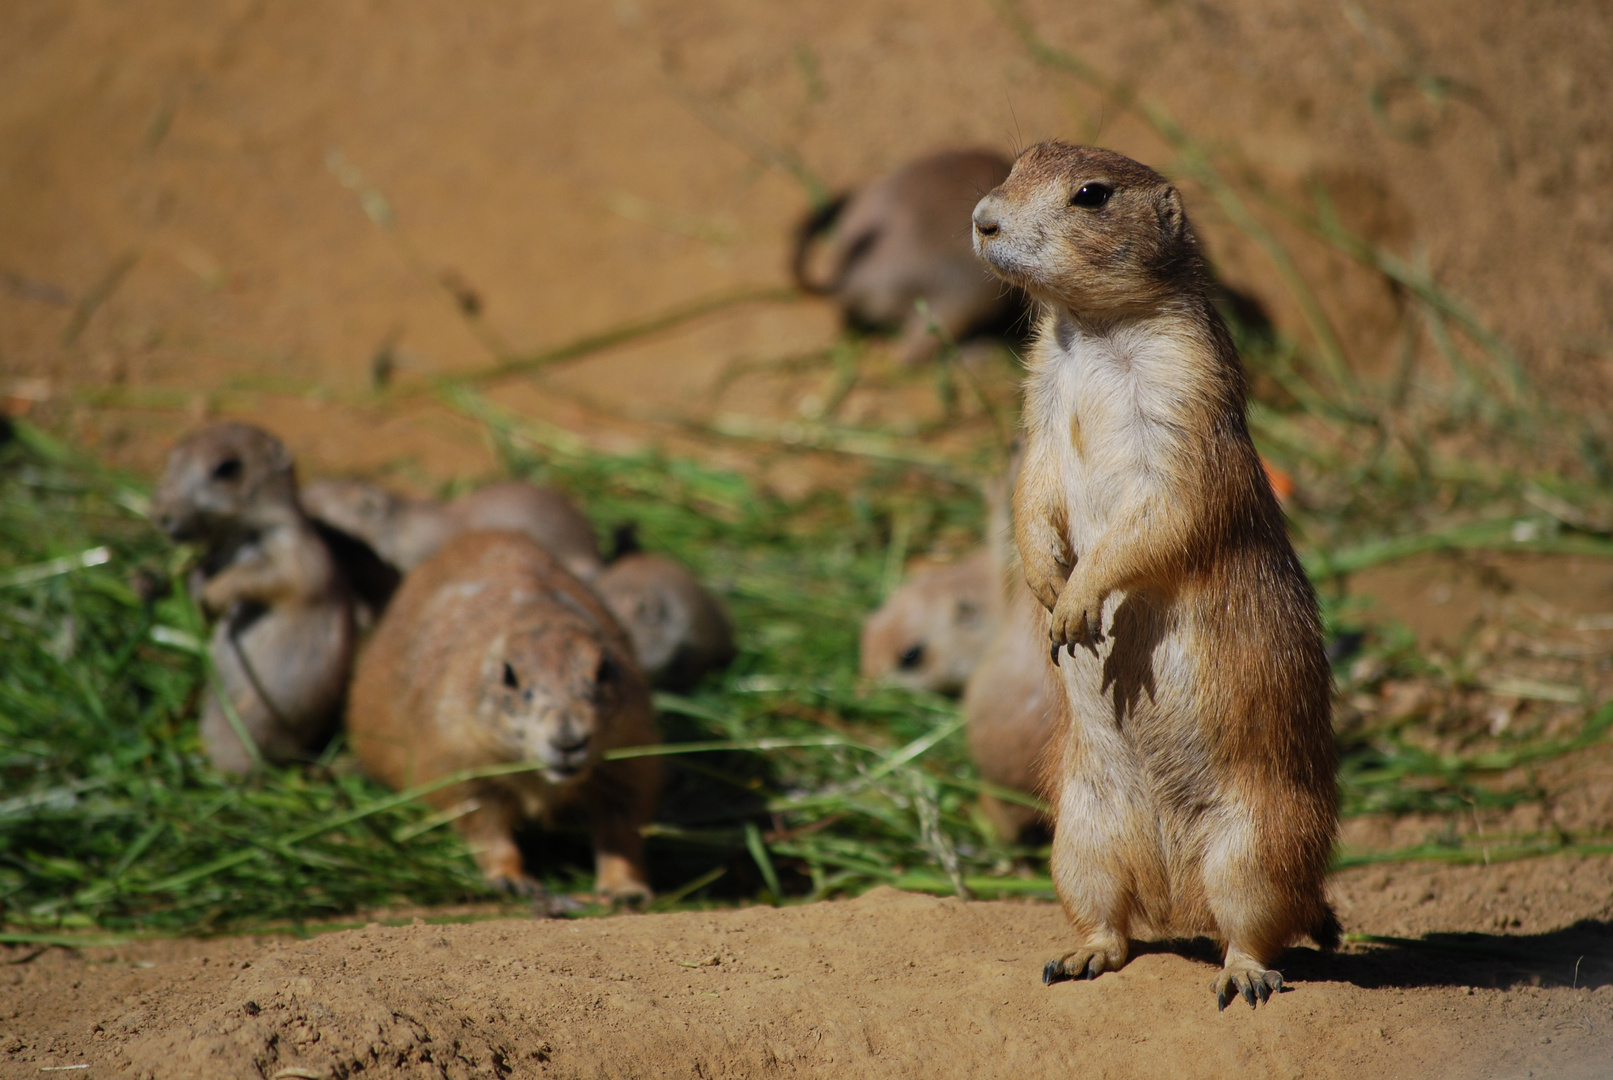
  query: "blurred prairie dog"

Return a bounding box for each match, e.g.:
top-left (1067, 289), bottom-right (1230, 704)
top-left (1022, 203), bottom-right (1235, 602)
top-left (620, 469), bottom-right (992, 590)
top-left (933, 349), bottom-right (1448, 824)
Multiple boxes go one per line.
top-left (152, 423), bottom-right (353, 774)
top-left (964, 576), bottom-right (1058, 843)
top-left (794, 148), bottom-right (1025, 365)
top-left (301, 478), bottom-right (603, 582)
top-left (964, 443), bottom-right (1057, 843)
top-left (859, 547), bottom-right (1000, 695)
top-left (347, 532), bottom-right (660, 900)
top-left (593, 546), bottom-right (735, 691)
top-left (973, 143), bottom-right (1338, 1009)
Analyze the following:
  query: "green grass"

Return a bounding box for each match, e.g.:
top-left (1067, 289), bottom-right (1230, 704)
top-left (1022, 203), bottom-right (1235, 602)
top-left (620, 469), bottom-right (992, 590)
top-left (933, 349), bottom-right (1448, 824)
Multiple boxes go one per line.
top-left (5, 379), bottom-right (1611, 942)
top-left (0, 425), bottom-right (493, 934)
top-left (0, 415), bottom-right (1015, 937)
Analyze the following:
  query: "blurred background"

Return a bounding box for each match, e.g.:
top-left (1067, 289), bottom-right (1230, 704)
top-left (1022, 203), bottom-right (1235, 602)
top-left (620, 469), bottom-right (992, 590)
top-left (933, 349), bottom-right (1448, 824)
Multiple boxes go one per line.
top-left (5, 0), bottom-right (1608, 484)
top-left (4, 0), bottom-right (1613, 935)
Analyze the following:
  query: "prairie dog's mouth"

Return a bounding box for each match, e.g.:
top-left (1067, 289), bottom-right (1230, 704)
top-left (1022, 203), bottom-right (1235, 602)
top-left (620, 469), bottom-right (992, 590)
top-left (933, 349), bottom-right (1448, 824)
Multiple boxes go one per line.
top-left (973, 236), bottom-right (1039, 291)
top-left (537, 744), bottom-right (594, 783)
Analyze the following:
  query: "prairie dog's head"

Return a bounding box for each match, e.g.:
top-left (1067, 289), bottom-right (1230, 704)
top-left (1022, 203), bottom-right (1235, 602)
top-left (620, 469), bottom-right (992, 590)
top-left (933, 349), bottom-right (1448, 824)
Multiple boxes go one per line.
top-left (152, 422), bottom-right (299, 542)
top-left (859, 557), bottom-right (997, 696)
top-left (972, 143), bottom-right (1197, 317)
top-left (605, 584), bottom-right (689, 677)
top-left (594, 554), bottom-right (735, 689)
top-left (300, 479), bottom-right (408, 541)
top-left (480, 623), bottom-right (634, 785)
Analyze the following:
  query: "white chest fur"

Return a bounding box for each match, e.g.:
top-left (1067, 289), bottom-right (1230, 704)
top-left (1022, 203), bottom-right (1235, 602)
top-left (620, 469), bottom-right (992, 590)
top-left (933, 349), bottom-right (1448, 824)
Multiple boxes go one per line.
top-left (1022, 313), bottom-right (1198, 554)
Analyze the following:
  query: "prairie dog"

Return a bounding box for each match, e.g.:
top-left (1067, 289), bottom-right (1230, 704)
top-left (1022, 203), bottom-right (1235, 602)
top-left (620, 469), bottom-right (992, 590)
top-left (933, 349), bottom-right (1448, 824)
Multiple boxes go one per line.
top-left (592, 552), bottom-right (736, 691)
top-left (964, 443), bottom-right (1057, 842)
top-left (346, 531), bottom-right (660, 900)
top-left (973, 143), bottom-right (1338, 1009)
top-left (794, 149), bottom-right (1025, 365)
top-left (301, 478), bottom-right (603, 582)
top-left (859, 547), bottom-right (1000, 695)
top-left (963, 576), bottom-right (1059, 843)
top-left (151, 423), bottom-right (354, 774)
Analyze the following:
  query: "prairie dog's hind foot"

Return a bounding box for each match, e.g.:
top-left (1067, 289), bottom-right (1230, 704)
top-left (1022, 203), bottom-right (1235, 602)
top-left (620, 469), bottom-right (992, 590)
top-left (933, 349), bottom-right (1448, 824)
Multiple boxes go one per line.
top-left (1214, 961), bottom-right (1285, 1011)
top-left (1042, 936), bottom-right (1128, 984)
top-left (488, 871), bottom-right (546, 901)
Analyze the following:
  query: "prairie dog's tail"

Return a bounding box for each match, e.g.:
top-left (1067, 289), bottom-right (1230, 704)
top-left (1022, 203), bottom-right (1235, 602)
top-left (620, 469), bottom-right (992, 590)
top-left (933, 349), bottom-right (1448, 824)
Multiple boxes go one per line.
top-left (790, 193), bottom-right (851, 295)
top-left (1312, 905), bottom-right (1342, 951)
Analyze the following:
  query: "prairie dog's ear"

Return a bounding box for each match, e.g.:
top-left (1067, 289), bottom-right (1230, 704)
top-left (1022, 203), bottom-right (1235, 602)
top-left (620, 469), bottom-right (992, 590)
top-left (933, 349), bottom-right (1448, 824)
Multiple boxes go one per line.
top-left (266, 437), bottom-right (294, 475)
top-left (1153, 187), bottom-right (1186, 247)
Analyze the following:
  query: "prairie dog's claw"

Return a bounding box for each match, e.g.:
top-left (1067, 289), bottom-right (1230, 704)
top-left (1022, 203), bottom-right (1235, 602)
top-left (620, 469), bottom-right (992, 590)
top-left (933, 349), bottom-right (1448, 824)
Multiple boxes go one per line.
top-left (1214, 965), bottom-right (1284, 1011)
top-left (1042, 943), bottom-right (1124, 986)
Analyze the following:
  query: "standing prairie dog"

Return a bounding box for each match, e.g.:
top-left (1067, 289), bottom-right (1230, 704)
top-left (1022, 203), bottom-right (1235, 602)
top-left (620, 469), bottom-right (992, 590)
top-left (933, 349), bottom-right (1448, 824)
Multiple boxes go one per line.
top-left (347, 531), bottom-right (660, 900)
top-left (592, 550), bottom-right (735, 691)
top-left (151, 423), bottom-right (354, 774)
top-left (859, 547), bottom-right (1000, 696)
top-left (301, 478), bottom-right (603, 582)
top-left (794, 149), bottom-right (1025, 365)
top-left (973, 143), bottom-right (1338, 1010)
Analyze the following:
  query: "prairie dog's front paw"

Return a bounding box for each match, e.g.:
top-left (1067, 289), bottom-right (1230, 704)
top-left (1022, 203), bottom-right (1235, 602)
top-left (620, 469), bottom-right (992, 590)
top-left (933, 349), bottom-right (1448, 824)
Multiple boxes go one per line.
top-left (1018, 526), bottom-right (1074, 612)
top-left (1049, 578), bottom-right (1105, 656)
top-left (599, 879), bottom-right (653, 909)
top-left (595, 852), bottom-right (653, 907)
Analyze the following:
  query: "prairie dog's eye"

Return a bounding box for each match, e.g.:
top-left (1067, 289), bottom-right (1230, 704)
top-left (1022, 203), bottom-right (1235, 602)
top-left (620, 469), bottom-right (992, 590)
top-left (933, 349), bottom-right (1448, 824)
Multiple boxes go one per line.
top-left (502, 662), bottom-right (520, 690)
top-left (212, 457), bottom-right (243, 481)
top-left (1070, 183), bottom-right (1112, 209)
top-left (898, 643), bottom-right (925, 670)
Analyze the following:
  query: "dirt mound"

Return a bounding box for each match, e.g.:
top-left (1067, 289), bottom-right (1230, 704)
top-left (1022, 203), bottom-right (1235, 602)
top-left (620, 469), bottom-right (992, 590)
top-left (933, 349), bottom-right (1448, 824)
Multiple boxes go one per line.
top-left (5, 865), bottom-right (1613, 1080)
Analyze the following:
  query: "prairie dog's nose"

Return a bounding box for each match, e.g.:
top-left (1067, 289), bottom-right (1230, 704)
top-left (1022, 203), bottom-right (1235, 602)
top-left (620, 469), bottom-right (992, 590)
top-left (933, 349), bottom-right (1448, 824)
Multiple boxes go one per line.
top-left (152, 503), bottom-right (184, 539)
top-left (551, 720), bottom-right (589, 754)
top-left (972, 194), bottom-right (1001, 239)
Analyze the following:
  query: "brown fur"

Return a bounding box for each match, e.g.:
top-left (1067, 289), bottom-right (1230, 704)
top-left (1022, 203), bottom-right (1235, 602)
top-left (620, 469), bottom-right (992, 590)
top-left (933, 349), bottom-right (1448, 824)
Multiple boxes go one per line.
top-left (974, 143), bottom-right (1338, 1008)
top-left (151, 423), bottom-right (354, 774)
top-left (960, 441), bottom-right (1060, 842)
top-left (963, 577), bottom-right (1060, 842)
top-left (794, 149), bottom-right (1025, 365)
top-left (346, 531), bottom-right (659, 900)
top-left (592, 552), bottom-right (736, 691)
top-left (859, 548), bottom-right (1000, 695)
top-left (301, 478), bottom-right (603, 582)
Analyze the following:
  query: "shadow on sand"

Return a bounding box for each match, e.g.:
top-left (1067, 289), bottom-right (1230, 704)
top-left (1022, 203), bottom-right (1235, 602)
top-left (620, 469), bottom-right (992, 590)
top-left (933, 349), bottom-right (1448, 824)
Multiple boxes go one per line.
top-left (1130, 920), bottom-right (1613, 992)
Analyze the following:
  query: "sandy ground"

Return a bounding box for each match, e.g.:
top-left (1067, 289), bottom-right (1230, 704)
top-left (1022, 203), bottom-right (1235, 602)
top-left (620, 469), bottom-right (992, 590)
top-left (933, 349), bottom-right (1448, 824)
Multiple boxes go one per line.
top-left (5, 0), bottom-right (1613, 1075)
top-left (5, 868), bottom-right (1613, 1080)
